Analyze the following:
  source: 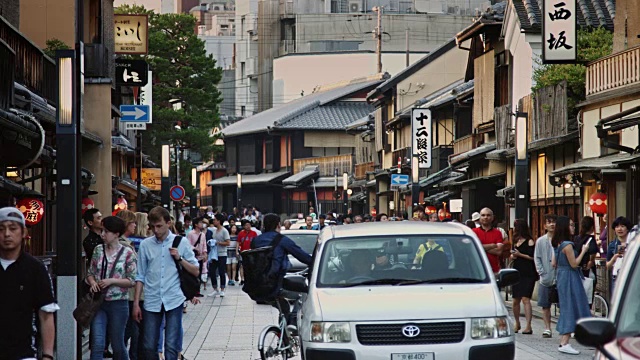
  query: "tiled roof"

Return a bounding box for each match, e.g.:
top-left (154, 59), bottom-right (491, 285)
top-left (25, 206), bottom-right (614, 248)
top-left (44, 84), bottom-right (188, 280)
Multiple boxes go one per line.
top-left (276, 102), bottom-right (374, 130)
top-left (222, 78), bottom-right (383, 137)
top-left (513, 0), bottom-right (615, 32)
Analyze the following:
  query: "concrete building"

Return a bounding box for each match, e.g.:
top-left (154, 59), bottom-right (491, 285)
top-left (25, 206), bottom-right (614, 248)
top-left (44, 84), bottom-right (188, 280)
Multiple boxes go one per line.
top-left (235, 0), bottom-right (259, 117)
top-left (200, 35), bottom-right (235, 69)
top-left (191, 2), bottom-right (236, 36)
top-left (114, 0), bottom-right (162, 12)
top-left (272, 51), bottom-right (426, 106)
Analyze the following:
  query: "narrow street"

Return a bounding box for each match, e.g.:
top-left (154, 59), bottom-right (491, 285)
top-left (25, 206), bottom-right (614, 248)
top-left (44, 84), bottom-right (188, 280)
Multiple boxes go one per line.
top-left (175, 285), bottom-right (596, 360)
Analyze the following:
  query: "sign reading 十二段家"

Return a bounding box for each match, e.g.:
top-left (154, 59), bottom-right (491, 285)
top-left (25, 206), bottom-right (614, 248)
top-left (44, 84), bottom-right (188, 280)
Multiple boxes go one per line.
top-left (114, 14), bottom-right (149, 55)
top-left (130, 168), bottom-right (161, 191)
top-left (542, 0), bottom-right (576, 63)
top-left (412, 108), bottom-right (432, 169)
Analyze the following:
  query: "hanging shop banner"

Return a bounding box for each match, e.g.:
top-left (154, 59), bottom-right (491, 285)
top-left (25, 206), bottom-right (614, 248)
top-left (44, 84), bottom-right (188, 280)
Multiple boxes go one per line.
top-left (542, 0), bottom-right (577, 63)
top-left (411, 108), bottom-right (432, 169)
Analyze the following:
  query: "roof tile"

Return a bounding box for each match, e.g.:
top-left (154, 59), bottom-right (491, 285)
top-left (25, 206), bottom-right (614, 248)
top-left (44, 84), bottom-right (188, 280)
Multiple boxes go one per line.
top-left (513, 0), bottom-right (614, 32)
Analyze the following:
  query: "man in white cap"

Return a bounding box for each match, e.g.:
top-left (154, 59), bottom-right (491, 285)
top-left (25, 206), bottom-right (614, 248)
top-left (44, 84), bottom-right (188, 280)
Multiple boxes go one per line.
top-left (471, 212), bottom-right (481, 227)
top-left (0, 207), bottom-right (58, 359)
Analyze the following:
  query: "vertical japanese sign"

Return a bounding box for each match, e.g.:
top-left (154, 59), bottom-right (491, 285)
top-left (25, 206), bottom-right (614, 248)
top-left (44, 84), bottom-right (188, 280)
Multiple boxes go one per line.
top-left (114, 14), bottom-right (149, 54)
top-left (542, 0), bottom-right (576, 63)
top-left (412, 108), bottom-right (432, 169)
top-left (140, 71), bottom-right (153, 123)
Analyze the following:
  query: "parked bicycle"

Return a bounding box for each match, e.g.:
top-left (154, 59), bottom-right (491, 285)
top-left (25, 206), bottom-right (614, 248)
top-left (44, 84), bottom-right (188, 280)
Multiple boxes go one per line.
top-left (591, 292), bottom-right (609, 318)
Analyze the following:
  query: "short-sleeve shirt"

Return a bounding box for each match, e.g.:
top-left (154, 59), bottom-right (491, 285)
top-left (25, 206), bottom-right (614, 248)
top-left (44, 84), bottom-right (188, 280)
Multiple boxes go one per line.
top-left (238, 229), bottom-right (258, 252)
top-left (0, 253), bottom-right (57, 359)
top-left (213, 227), bottom-right (230, 257)
top-left (88, 244), bottom-right (137, 301)
top-left (473, 227), bottom-right (504, 273)
top-left (187, 231), bottom-right (207, 260)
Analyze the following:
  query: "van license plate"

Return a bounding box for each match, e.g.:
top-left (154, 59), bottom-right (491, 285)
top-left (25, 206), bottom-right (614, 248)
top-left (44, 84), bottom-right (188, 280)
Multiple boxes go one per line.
top-left (391, 353), bottom-right (434, 360)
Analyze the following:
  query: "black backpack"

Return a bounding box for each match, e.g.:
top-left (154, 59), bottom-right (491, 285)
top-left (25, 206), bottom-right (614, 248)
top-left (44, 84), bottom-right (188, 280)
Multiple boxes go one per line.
top-left (172, 236), bottom-right (201, 301)
top-left (241, 234), bottom-right (283, 301)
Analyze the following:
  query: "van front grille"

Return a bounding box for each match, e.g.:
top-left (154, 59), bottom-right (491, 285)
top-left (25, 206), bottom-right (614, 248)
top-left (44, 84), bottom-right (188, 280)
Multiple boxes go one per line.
top-left (356, 322), bottom-right (465, 345)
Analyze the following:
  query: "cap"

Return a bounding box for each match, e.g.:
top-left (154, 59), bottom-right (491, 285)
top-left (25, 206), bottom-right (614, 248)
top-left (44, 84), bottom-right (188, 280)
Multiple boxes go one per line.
top-left (471, 212), bottom-right (481, 221)
top-left (375, 248), bottom-right (387, 257)
top-left (0, 207), bottom-right (26, 227)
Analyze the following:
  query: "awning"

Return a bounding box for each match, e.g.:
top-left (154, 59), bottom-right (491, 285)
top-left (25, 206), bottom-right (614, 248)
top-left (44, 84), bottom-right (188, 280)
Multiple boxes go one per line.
top-left (117, 178), bottom-right (150, 196)
top-left (349, 179), bottom-right (368, 189)
top-left (486, 148), bottom-right (515, 160)
top-left (366, 179), bottom-right (376, 187)
top-left (0, 176), bottom-right (44, 197)
top-left (450, 142), bottom-right (496, 166)
top-left (450, 172), bottom-right (505, 186)
top-left (549, 153), bottom-right (631, 177)
top-left (349, 192), bottom-right (367, 202)
top-left (425, 190), bottom-right (455, 204)
top-left (282, 165), bottom-right (319, 187)
top-left (207, 170), bottom-right (290, 186)
top-left (496, 185), bottom-right (515, 198)
top-left (529, 131), bottom-right (579, 152)
top-left (0, 109), bottom-right (45, 168)
top-left (311, 177), bottom-right (339, 188)
top-left (419, 167), bottom-right (454, 189)
top-left (597, 105), bottom-right (640, 137)
top-left (346, 114), bottom-right (372, 131)
top-left (438, 168), bottom-right (467, 187)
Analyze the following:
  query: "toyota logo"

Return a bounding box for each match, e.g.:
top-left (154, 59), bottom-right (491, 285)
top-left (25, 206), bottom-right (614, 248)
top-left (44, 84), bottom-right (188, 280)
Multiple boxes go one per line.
top-left (402, 325), bottom-right (421, 338)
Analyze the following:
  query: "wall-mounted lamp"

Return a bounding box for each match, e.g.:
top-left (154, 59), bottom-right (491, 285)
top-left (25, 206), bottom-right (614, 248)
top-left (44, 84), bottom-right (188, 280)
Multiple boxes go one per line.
top-left (191, 167), bottom-right (197, 188)
top-left (161, 145), bottom-right (170, 178)
top-left (343, 172), bottom-right (348, 191)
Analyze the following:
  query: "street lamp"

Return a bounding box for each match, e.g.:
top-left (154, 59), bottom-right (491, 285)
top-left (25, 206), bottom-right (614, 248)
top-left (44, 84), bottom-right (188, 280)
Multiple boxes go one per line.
top-left (191, 167), bottom-right (198, 218)
top-left (515, 111), bottom-right (529, 221)
top-left (161, 144), bottom-right (171, 207)
top-left (411, 156), bottom-right (420, 213)
top-left (237, 173), bottom-right (242, 210)
top-left (56, 48), bottom-right (82, 359)
top-left (342, 172), bottom-right (349, 214)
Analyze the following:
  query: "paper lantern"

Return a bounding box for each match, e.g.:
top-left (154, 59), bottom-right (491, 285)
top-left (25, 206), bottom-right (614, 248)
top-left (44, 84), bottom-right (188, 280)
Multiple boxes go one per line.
top-left (589, 192), bottom-right (607, 215)
top-left (113, 197), bottom-right (128, 215)
top-left (425, 206), bottom-right (437, 215)
top-left (82, 197), bottom-right (95, 215)
top-left (371, 208), bottom-right (377, 217)
top-left (438, 208), bottom-right (451, 221)
top-left (16, 198), bottom-right (45, 226)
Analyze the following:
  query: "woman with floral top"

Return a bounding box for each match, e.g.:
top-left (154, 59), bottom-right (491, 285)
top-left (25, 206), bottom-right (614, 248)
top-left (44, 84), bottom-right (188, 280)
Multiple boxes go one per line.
top-left (87, 216), bottom-right (137, 360)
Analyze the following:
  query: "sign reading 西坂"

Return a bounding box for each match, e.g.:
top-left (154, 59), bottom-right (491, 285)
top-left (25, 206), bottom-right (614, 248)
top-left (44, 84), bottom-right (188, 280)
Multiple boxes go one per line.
top-left (114, 14), bottom-right (149, 54)
top-left (542, 0), bottom-right (576, 63)
top-left (412, 108), bottom-right (432, 169)
top-left (115, 59), bottom-right (149, 86)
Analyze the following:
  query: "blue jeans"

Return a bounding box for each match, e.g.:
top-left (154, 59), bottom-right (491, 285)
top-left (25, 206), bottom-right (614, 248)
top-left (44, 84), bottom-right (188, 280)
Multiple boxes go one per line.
top-left (125, 301), bottom-right (143, 360)
top-left (141, 305), bottom-right (182, 360)
top-left (157, 314), bottom-right (184, 353)
top-left (90, 300), bottom-right (130, 360)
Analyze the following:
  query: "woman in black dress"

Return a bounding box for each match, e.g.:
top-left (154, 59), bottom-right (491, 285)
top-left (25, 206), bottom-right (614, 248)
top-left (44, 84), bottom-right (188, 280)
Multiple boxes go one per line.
top-left (510, 219), bottom-right (537, 334)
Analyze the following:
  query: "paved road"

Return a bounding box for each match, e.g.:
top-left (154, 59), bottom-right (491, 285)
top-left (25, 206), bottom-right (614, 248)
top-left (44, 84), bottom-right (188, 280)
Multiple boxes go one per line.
top-left (176, 285), bottom-right (597, 360)
top-left (78, 284), bottom-right (599, 359)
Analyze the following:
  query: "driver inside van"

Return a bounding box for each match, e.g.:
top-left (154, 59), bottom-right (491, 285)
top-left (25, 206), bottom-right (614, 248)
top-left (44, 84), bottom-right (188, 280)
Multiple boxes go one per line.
top-left (342, 249), bottom-right (374, 282)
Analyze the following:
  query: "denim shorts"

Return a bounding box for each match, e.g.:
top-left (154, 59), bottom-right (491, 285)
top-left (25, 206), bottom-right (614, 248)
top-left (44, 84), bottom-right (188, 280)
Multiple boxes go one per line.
top-left (537, 283), bottom-right (551, 308)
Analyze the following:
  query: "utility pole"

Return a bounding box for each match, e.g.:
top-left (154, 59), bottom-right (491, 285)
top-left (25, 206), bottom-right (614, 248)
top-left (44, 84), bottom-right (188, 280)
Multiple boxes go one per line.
top-left (405, 27), bottom-right (410, 67)
top-left (373, 6), bottom-right (383, 74)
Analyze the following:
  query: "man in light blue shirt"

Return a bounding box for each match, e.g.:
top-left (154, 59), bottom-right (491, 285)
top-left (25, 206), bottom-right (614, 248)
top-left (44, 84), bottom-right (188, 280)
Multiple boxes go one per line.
top-left (132, 207), bottom-right (199, 360)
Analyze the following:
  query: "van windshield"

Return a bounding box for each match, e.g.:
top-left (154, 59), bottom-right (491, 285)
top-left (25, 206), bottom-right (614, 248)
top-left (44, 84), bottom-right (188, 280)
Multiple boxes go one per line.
top-left (316, 235), bottom-right (490, 287)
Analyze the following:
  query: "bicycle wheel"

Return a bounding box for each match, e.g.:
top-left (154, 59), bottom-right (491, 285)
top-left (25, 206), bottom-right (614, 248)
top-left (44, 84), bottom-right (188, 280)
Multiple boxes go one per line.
top-left (592, 294), bottom-right (609, 318)
top-left (259, 326), bottom-right (285, 360)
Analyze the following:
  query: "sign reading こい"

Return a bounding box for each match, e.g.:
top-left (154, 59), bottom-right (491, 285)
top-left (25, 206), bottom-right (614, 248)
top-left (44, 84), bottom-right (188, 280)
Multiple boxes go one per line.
top-left (130, 168), bottom-right (161, 191)
top-left (114, 14), bottom-right (149, 54)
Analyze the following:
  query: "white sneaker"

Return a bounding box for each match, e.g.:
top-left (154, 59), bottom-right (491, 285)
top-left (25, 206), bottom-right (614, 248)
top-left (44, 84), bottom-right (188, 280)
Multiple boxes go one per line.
top-left (558, 344), bottom-right (580, 355)
top-left (220, 290), bottom-right (225, 297)
top-left (207, 291), bottom-right (218, 297)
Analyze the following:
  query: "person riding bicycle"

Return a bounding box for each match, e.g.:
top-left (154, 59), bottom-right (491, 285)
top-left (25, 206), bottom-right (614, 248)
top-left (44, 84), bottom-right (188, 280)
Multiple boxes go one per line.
top-left (252, 213), bottom-right (313, 324)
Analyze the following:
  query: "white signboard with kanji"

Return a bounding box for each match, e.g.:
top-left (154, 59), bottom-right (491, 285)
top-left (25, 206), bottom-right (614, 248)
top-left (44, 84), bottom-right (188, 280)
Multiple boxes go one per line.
top-left (412, 108), bottom-right (432, 169)
top-left (114, 14), bottom-right (149, 54)
top-left (140, 71), bottom-right (153, 123)
top-left (542, 0), bottom-right (576, 63)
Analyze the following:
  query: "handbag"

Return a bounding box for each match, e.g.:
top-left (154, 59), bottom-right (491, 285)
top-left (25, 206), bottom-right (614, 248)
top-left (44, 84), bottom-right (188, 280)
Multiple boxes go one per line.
top-left (582, 276), bottom-right (594, 305)
top-left (73, 245), bottom-right (126, 328)
top-left (548, 285), bottom-right (560, 304)
top-left (172, 236), bottom-right (201, 300)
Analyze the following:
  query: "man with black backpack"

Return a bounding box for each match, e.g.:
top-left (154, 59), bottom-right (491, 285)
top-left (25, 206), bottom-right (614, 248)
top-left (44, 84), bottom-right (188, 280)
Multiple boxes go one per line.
top-left (244, 213), bottom-right (312, 321)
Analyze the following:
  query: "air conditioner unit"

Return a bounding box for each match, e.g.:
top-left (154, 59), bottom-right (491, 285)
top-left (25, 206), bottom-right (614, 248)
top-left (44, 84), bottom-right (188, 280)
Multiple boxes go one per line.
top-left (349, 0), bottom-right (362, 12)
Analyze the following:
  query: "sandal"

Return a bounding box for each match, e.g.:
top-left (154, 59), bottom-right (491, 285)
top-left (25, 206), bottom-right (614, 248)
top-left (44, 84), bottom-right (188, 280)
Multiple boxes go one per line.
top-left (542, 330), bottom-right (552, 338)
top-left (522, 329), bottom-right (533, 335)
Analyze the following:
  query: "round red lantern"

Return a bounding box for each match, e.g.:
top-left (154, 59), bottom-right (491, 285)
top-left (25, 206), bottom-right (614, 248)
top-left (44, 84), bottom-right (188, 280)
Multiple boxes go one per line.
top-left (16, 198), bottom-right (45, 226)
top-left (589, 192), bottom-right (607, 215)
top-left (82, 197), bottom-right (95, 215)
top-left (425, 206), bottom-right (437, 215)
top-left (438, 208), bottom-right (451, 221)
top-left (113, 197), bottom-right (128, 215)
top-left (371, 207), bottom-right (377, 218)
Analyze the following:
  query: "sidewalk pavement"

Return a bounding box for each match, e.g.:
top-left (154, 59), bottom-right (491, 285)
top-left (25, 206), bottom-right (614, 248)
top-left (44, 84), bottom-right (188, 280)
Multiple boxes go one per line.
top-left (501, 290), bottom-right (559, 324)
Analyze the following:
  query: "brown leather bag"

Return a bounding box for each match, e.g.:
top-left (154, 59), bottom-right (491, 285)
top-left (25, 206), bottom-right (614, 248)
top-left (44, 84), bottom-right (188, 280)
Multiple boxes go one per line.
top-left (73, 245), bottom-right (125, 328)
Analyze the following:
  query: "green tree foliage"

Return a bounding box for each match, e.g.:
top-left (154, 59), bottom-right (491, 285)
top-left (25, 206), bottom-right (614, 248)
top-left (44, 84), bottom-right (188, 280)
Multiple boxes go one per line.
top-left (532, 27), bottom-right (613, 118)
top-left (115, 5), bottom-right (222, 185)
top-left (43, 38), bottom-right (71, 58)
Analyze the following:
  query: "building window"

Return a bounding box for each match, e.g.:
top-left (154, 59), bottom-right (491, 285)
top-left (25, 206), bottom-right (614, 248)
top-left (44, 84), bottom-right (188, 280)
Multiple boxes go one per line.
top-left (241, 106), bottom-right (246, 117)
top-left (495, 51), bottom-right (510, 107)
top-left (240, 16), bottom-right (245, 39)
top-left (240, 62), bottom-right (246, 84)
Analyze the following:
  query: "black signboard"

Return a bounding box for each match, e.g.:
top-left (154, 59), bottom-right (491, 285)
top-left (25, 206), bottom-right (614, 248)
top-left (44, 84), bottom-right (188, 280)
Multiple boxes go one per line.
top-left (115, 59), bottom-right (149, 86)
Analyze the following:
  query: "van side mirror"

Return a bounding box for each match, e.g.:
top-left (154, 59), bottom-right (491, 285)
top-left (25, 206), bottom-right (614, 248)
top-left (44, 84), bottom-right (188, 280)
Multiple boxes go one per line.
top-left (496, 269), bottom-right (519, 288)
top-left (575, 318), bottom-right (616, 349)
top-left (283, 274), bottom-right (308, 293)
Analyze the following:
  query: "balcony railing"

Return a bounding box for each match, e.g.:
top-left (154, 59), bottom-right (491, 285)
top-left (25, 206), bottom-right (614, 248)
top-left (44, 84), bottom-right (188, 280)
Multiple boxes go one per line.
top-left (0, 16), bottom-right (56, 104)
top-left (392, 146), bottom-right (411, 163)
top-left (586, 45), bottom-right (640, 97)
top-left (354, 162), bottom-right (374, 179)
top-left (293, 154), bottom-right (352, 176)
top-left (453, 134), bottom-right (479, 156)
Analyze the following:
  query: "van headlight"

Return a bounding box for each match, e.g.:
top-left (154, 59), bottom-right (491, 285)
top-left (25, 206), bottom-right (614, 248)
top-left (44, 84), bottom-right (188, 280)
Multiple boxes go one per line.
top-left (471, 317), bottom-right (511, 339)
top-left (310, 322), bottom-right (351, 343)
